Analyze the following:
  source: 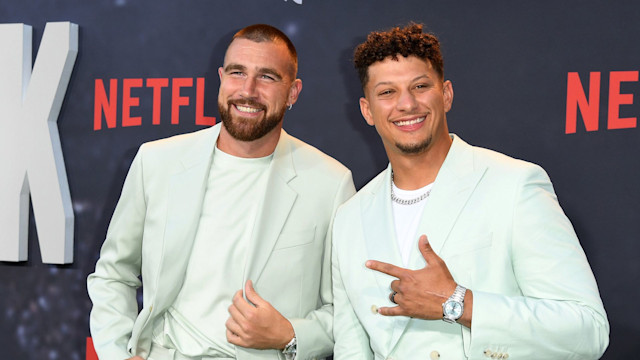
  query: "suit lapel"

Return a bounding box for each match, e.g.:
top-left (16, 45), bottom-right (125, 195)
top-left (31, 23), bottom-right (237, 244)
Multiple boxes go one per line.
top-left (362, 166), bottom-right (401, 269)
top-left (243, 131), bottom-right (297, 286)
top-left (360, 167), bottom-right (410, 351)
top-left (413, 135), bottom-right (486, 259)
top-left (154, 125), bottom-right (219, 310)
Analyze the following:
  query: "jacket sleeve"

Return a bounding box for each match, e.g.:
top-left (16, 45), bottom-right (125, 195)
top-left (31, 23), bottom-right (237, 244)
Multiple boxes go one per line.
top-left (466, 164), bottom-right (609, 359)
top-left (291, 170), bottom-right (356, 360)
top-left (87, 148), bottom-right (147, 360)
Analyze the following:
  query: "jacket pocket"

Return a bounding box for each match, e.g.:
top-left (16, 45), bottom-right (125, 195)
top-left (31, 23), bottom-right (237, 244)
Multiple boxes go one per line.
top-left (273, 227), bottom-right (316, 250)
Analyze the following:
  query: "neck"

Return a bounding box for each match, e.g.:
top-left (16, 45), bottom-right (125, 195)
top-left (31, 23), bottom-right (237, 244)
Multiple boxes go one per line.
top-left (217, 124), bottom-right (282, 158)
top-left (388, 134), bottom-right (452, 190)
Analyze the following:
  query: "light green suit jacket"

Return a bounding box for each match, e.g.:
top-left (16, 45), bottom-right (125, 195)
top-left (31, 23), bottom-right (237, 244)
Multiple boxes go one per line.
top-left (332, 135), bottom-right (609, 360)
top-left (88, 123), bottom-right (355, 360)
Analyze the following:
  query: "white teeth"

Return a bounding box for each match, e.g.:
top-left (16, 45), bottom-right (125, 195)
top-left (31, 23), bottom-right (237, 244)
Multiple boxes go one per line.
top-left (236, 105), bottom-right (261, 113)
top-left (395, 117), bottom-right (425, 126)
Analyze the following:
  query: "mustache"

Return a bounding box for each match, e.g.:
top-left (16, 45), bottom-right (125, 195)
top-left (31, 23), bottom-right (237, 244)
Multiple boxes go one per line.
top-left (228, 99), bottom-right (267, 111)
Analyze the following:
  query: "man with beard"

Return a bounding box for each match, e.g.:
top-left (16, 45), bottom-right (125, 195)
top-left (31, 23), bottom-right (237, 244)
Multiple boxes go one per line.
top-left (88, 24), bottom-right (355, 360)
top-left (331, 23), bottom-right (608, 359)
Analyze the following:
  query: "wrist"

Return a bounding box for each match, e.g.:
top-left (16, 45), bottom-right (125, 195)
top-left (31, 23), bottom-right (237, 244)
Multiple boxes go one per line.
top-left (442, 284), bottom-right (467, 323)
top-left (279, 321), bottom-right (295, 350)
top-left (457, 289), bottom-right (473, 328)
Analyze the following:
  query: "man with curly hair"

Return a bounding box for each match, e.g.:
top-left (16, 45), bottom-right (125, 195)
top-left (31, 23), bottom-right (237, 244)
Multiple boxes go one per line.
top-left (331, 23), bottom-right (609, 359)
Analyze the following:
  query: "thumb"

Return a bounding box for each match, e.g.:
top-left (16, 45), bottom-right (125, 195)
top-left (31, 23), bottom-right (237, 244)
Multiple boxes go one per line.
top-left (244, 280), bottom-right (264, 306)
top-left (418, 235), bottom-right (435, 262)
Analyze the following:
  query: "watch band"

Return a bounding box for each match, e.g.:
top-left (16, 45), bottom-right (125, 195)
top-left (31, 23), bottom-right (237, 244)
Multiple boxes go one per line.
top-left (449, 284), bottom-right (466, 303)
top-left (442, 284), bottom-right (467, 323)
top-left (282, 336), bottom-right (297, 360)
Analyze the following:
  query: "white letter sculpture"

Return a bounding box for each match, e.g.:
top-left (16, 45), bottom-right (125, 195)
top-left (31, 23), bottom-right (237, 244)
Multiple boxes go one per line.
top-left (0, 22), bottom-right (78, 264)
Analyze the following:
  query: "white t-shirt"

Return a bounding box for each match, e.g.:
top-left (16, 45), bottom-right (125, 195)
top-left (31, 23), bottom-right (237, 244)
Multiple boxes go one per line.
top-left (153, 146), bottom-right (272, 357)
top-left (391, 182), bottom-right (433, 267)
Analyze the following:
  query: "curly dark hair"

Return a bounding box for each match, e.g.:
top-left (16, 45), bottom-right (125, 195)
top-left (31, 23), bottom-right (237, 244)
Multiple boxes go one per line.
top-left (353, 23), bottom-right (443, 89)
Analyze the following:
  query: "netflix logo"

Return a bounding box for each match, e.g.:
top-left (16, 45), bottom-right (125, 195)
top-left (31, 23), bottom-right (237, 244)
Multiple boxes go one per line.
top-left (566, 71), bottom-right (638, 134)
top-left (94, 77), bottom-right (217, 131)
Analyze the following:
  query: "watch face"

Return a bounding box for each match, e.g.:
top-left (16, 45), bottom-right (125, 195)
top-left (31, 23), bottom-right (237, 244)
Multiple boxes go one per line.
top-left (444, 301), bottom-right (463, 318)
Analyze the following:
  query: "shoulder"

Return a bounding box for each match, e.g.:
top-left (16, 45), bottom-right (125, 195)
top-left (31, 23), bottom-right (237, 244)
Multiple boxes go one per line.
top-left (284, 132), bottom-right (351, 179)
top-left (337, 168), bottom-right (386, 214)
top-left (450, 137), bottom-right (553, 197)
top-left (453, 135), bottom-right (548, 180)
top-left (140, 126), bottom-right (217, 155)
top-left (130, 126), bottom-right (217, 177)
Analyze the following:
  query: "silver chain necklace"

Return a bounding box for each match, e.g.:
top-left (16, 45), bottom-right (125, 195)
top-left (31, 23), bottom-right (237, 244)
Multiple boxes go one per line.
top-left (390, 171), bottom-right (432, 205)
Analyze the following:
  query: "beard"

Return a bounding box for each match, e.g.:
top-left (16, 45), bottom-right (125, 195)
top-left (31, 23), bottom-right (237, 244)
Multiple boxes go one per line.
top-left (218, 99), bottom-right (286, 142)
top-left (396, 134), bottom-right (433, 154)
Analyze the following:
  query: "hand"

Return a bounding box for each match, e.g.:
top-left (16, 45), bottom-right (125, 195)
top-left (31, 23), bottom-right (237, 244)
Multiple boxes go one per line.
top-left (366, 235), bottom-right (459, 320)
top-left (127, 357), bottom-right (144, 360)
top-left (226, 280), bottom-right (295, 350)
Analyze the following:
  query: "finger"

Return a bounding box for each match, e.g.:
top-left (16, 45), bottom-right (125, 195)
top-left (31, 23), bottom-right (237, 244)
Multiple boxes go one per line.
top-left (244, 280), bottom-right (265, 307)
top-left (227, 302), bottom-right (246, 323)
top-left (418, 235), bottom-right (438, 263)
top-left (391, 291), bottom-right (402, 305)
top-left (389, 279), bottom-right (400, 292)
top-left (232, 290), bottom-right (254, 316)
top-left (225, 316), bottom-right (247, 342)
top-left (226, 328), bottom-right (245, 347)
top-left (366, 260), bottom-right (404, 278)
top-left (232, 289), bottom-right (244, 303)
top-left (376, 305), bottom-right (405, 317)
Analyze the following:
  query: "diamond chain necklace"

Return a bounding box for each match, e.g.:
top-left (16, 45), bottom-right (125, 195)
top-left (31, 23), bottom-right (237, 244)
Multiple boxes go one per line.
top-left (390, 171), bottom-right (432, 205)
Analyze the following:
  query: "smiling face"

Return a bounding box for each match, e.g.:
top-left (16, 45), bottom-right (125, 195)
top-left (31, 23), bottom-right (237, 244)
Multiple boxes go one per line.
top-left (360, 55), bottom-right (453, 158)
top-left (218, 38), bottom-right (301, 144)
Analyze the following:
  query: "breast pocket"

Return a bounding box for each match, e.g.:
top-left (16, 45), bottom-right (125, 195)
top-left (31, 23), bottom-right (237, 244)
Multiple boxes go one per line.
top-left (273, 227), bottom-right (316, 250)
top-left (446, 233), bottom-right (493, 257)
top-left (258, 227), bottom-right (318, 317)
top-left (444, 233), bottom-right (493, 286)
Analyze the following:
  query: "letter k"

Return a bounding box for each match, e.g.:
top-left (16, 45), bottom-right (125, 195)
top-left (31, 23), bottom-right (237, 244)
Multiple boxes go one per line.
top-left (0, 22), bottom-right (78, 264)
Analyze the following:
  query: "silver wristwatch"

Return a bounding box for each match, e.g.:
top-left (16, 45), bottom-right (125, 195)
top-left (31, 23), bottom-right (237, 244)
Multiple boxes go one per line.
top-left (282, 336), bottom-right (297, 360)
top-left (442, 284), bottom-right (466, 323)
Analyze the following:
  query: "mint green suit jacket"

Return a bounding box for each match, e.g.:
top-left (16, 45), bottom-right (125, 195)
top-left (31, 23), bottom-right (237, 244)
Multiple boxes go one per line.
top-left (332, 135), bottom-right (609, 360)
top-left (88, 124), bottom-right (355, 360)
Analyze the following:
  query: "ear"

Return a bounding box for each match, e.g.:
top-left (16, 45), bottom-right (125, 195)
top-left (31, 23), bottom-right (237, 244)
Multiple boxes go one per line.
top-left (359, 97), bottom-right (375, 126)
top-left (287, 79), bottom-right (303, 106)
top-left (443, 80), bottom-right (454, 112)
top-left (218, 67), bottom-right (224, 81)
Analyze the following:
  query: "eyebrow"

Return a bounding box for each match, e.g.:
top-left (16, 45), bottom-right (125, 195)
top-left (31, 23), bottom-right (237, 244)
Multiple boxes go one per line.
top-left (224, 63), bottom-right (283, 81)
top-left (372, 74), bottom-right (431, 89)
top-left (224, 63), bottom-right (246, 73)
top-left (259, 67), bottom-right (283, 81)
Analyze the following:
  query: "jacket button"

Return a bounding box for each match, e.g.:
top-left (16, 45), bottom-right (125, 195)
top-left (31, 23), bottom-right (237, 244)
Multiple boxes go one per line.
top-left (484, 349), bottom-right (493, 357)
top-left (371, 305), bottom-right (378, 314)
top-left (430, 350), bottom-right (440, 359)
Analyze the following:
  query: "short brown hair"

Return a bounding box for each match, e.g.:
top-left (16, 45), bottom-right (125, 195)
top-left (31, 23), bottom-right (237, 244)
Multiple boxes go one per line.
top-left (353, 23), bottom-right (443, 88)
top-left (232, 24), bottom-right (298, 77)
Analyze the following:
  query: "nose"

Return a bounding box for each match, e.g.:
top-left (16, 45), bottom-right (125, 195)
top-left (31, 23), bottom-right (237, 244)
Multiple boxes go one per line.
top-left (240, 77), bottom-right (258, 98)
top-left (396, 90), bottom-right (417, 112)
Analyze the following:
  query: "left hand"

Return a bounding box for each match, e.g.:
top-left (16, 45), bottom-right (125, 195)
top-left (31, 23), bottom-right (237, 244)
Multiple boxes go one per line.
top-left (226, 280), bottom-right (295, 350)
top-left (366, 234), bottom-right (457, 320)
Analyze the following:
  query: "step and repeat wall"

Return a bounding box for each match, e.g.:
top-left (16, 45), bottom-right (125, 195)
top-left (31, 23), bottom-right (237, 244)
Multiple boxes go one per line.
top-left (1, 1), bottom-right (638, 358)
